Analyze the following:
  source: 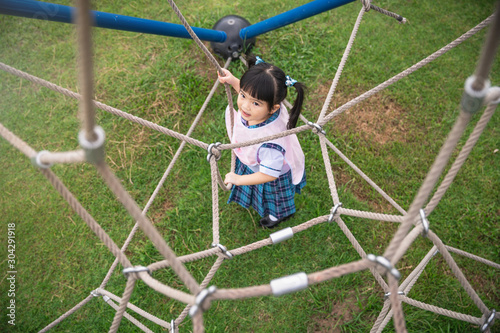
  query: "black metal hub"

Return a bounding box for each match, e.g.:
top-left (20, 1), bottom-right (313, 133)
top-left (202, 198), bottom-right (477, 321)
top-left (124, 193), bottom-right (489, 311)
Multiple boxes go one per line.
top-left (210, 15), bottom-right (256, 59)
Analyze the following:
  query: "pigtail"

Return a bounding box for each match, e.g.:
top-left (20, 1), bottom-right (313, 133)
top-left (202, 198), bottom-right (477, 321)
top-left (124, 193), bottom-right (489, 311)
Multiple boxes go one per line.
top-left (287, 82), bottom-right (306, 130)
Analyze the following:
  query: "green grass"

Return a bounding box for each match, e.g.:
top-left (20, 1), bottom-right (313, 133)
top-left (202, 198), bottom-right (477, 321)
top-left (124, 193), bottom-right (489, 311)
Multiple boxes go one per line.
top-left (1, 0), bottom-right (499, 332)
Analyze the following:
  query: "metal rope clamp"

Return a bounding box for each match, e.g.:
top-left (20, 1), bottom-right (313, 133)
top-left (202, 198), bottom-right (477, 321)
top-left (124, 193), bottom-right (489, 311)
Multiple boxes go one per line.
top-left (31, 150), bottom-right (53, 169)
top-left (122, 266), bottom-right (152, 278)
top-left (384, 291), bottom-right (405, 300)
top-left (307, 121), bottom-right (326, 135)
top-left (211, 243), bottom-right (233, 259)
top-left (480, 309), bottom-right (496, 332)
top-left (170, 319), bottom-right (176, 333)
top-left (366, 254), bottom-right (401, 280)
top-left (419, 208), bottom-right (430, 237)
top-left (78, 126), bottom-right (106, 164)
top-left (189, 286), bottom-right (217, 317)
top-left (328, 203), bottom-right (342, 223)
top-left (90, 289), bottom-right (101, 297)
top-left (206, 142), bottom-right (222, 162)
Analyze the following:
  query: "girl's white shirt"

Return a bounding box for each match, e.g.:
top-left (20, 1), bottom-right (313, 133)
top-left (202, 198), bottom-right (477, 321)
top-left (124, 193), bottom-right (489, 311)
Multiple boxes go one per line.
top-left (225, 103), bottom-right (305, 185)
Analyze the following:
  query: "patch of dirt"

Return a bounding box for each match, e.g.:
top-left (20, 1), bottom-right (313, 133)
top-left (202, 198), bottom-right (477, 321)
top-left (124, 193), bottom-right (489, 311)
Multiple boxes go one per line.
top-left (310, 83), bottom-right (410, 145)
top-left (310, 291), bottom-right (364, 332)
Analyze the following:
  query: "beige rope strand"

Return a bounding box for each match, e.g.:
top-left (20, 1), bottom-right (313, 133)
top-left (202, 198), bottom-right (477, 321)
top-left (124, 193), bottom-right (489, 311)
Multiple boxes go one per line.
top-left (109, 276), bottom-right (137, 333)
top-left (427, 231), bottom-right (489, 314)
top-left (320, 14), bottom-right (494, 126)
top-left (401, 296), bottom-right (483, 324)
top-left (136, 273), bottom-right (195, 305)
top-left (388, 275), bottom-right (407, 333)
top-left (444, 246), bottom-right (500, 270)
top-left (323, 138), bottom-right (407, 215)
top-left (210, 157), bottom-right (221, 244)
top-left (39, 168), bottom-right (132, 268)
top-left (97, 288), bottom-right (169, 328)
top-left (103, 298), bottom-right (155, 333)
top-left (100, 59), bottom-right (231, 289)
top-left (165, 0), bottom-right (235, 121)
top-left (318, 5), bottom-right (366, 122)
top-left (370, 301), bottom-right (392, 333)
top-left (38, 294), bottom-right (94, 333)
top-left (425, 101), bottom-right (498, 215)
top-left (0, 62), bottom-right (208, 150)
top-left (75, 0), bottom-right (96, 142)
top-left (38, 150), bottom-right (86, 165)
top-left (338, 207), bottom-right (404, 223)
top-left (319, 135), bottom-right (341, 204)
top-left (472, 1), bottom-right (500, 91)
top-left (0, 122), bottom-right (36, 157)
top-left (174, 257), bottom-right (225, 328)
top-left (148, 248), bottom-right (220, 272)
top-left (400, 246), bottom-right (438, 292)
top-left (384, 111), bottom-right (472, 264)
top-left (308, 258), bottom-right (371, 285)
top-left (95, 161), bottom-right (200, 294)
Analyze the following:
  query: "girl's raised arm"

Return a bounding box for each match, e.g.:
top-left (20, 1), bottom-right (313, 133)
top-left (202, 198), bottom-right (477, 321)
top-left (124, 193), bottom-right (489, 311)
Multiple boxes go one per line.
top-left (218, 69), bottom-right (240, 92)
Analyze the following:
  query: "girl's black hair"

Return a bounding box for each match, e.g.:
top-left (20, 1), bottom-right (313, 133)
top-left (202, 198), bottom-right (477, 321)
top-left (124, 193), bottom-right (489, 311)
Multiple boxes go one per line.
top-left (240, 55), bottom-right (305, 129)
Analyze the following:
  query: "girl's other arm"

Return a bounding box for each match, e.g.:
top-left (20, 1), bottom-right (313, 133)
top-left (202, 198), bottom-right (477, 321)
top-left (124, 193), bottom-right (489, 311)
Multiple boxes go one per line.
top-left (224, 172), bottom-right (276, 186)
top-left (218, 69), bottom-right (240, 92)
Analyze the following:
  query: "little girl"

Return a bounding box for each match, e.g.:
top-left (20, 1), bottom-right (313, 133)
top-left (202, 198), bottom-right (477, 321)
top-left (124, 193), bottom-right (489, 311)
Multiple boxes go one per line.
top-left (218, 56), bottom-right (306, 228)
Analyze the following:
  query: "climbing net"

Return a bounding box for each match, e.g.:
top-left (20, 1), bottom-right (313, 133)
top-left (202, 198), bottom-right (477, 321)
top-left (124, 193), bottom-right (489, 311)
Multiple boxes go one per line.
top-left (0, 0), bottom-right (499, 332)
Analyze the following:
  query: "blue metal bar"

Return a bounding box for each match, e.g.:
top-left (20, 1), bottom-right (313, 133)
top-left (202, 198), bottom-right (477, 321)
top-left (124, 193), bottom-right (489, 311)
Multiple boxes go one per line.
top-left (240, 0), bottom-right (355, 40)
top-left (0, 0), bottom-right (227, 43)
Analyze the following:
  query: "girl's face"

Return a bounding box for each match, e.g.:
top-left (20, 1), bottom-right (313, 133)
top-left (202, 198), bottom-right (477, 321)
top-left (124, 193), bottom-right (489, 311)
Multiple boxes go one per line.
top-left (237, 90), bottom-right (279, 126)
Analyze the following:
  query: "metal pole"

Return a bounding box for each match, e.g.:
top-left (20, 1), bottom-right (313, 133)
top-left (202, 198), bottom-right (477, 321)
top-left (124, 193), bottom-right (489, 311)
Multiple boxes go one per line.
top-left (240, 0), bottom-right (355, 40)
top-left (0, 0), bottom-right (227, 43)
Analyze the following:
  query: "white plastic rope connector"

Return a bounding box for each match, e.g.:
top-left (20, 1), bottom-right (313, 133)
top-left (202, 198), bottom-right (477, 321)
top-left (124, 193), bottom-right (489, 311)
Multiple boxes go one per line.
top-left (189, 286), bottom-right (217, 317)
top-left (270, 272), bottom-right (308, 296)
top-left (31, 150), bottom-right (53, 169)
top-left (461, 75), bottom-right (491, 113)
top-left (366, 254), bottom-right (401, 280)
top-left (270, 227), bottom-right (294, 244)
top-left (484, 86), bottom-right (500, 105)
top-left (78, 126), bottom-right (105, 164)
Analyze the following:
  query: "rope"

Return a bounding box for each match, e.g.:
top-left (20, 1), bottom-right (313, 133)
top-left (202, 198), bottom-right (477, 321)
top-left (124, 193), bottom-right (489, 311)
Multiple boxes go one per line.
top-left (384, 111), bottom-right (472, 264)
top-left (97, 288), bottom-right (169, 328)
top-left (1, 0), bottom-right (497, 331)
top-left (318, 5), bottom-right (367, 122)
top-left (319, 14), bottom-right (494, 126)
top-left (95, 161), bottom-right (201, 294)
top-left (425, 101), bottom-right (498, 214)
top-left (38, 294), bottom-right (94, 333)
top-left (75, 0), bottom-right (97, 142)
top-left (109, 276), bottom-right (137, 333)
top-left (0, 62), bottom-right (209, 150)
top-left (99, 57), bottom-right (231, 290)
top-left (401, 296), bottom-right (483, 324)
top-left (103, 297), bottom-right (155, 333)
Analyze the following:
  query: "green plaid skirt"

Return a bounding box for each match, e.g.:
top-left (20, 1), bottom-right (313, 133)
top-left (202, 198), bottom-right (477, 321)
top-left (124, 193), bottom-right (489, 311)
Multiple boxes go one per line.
top-left (228, 158), bottom-right (306, 219)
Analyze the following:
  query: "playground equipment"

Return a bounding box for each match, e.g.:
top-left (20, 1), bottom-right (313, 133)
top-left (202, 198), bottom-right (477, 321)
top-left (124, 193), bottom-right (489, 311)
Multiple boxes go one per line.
top-left (0, 0), bottom-right (499, 332)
